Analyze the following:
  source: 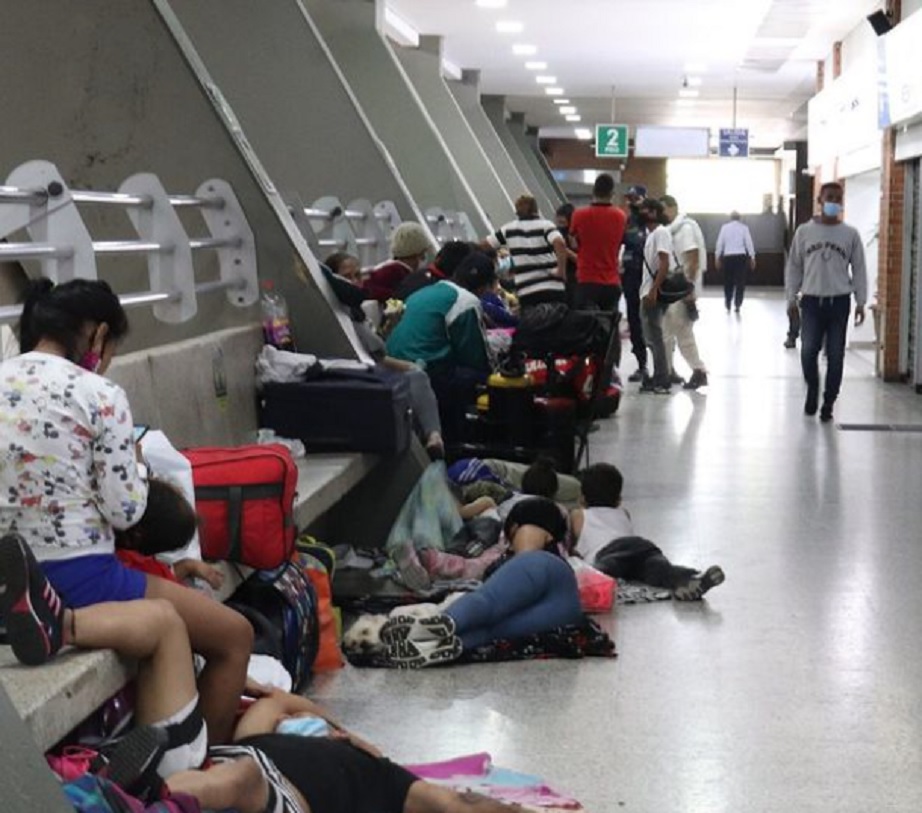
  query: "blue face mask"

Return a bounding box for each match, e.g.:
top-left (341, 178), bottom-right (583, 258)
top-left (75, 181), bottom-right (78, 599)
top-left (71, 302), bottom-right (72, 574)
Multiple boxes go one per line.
top-left (276, 716), bottom-right (330, 738)
top-left (822, 202), bottom-right (843, 218)
top-left (497, 255), bottom-right (513, 275)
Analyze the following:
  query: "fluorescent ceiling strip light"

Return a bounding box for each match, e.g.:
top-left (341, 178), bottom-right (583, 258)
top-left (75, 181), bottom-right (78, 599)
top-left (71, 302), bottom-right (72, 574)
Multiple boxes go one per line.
top-left (525, 61), bottom-right (547, 70)
top-left (496, 20), bottom-right (524, 33)
top-left (565, 115), bottom-right (582, 122)
top-left (545, 87), bottom-right (564, 95)
top-left (512, 43), bottom-right (537, 55)
top-left (552, 98), bottom-right (570, 105)
top-left (559, 106), bottom-right (577, 114)
top-left (535, 76), bottom-right (557, 84)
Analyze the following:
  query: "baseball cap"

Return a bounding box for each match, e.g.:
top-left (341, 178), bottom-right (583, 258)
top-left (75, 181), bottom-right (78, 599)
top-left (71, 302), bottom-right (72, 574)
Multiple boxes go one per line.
top-left (626, 184), bottom-right (647, 198)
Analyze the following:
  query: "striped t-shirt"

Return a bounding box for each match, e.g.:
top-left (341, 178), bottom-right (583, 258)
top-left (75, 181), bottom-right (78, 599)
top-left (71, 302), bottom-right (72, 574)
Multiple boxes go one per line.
top-left (487, 217), bottom-right (565, 306)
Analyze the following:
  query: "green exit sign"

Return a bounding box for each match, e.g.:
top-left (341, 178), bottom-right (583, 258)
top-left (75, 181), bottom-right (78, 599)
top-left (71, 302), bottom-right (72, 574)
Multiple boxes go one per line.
top-left (595, 124), bottom-right (629, 158)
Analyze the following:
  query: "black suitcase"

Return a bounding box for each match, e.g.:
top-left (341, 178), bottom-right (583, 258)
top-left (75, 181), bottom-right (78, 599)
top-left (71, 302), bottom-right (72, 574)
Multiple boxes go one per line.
top-left (259, 368), bottom-right (413, 454)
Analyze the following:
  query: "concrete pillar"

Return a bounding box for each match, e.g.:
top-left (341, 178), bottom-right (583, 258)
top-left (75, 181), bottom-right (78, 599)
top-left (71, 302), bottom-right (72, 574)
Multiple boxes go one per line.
top-left (507, 112), bottom-right (564, 210)
top-left (394, 37), bottom-right (511, 229)
top-left (303, 0), bottom-right (491, 234)
top-left (0, 0), bottom-right (357, 358)
top-left (482, 96), bottom-right (559, 219)
top-left (524, 123), bottom-right (567, 202)
top-left (162, 0), bottom-right (425, 229)
top-left (448, 70), bottom-right (529, 207)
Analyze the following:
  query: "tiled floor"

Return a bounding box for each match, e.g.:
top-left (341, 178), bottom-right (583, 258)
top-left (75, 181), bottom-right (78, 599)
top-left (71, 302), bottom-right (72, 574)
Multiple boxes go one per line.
top-left (311, 289), bottom-right (922, 813)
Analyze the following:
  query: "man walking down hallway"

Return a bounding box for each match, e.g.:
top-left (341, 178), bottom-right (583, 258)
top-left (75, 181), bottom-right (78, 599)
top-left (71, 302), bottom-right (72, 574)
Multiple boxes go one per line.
top-left (785, 181), bottom-right (867, 423)
top-left (716, 211), bottom-right (756, 313)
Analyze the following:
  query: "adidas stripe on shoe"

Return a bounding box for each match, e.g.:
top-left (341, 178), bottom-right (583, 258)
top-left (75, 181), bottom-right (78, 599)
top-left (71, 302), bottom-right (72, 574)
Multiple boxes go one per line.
top-left (0, 533), bottom-right (66, 665)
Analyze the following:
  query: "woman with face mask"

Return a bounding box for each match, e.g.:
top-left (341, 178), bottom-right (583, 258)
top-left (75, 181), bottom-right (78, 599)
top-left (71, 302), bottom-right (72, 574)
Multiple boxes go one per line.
top-left (784, 182), bottom-right (868, 423)
top-left (0, 278), bottom-right (253, 747)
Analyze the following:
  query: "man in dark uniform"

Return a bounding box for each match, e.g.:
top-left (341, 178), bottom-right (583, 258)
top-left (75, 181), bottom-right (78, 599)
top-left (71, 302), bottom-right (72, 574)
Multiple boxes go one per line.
top-left (620, 185), bottom-right (649, 381)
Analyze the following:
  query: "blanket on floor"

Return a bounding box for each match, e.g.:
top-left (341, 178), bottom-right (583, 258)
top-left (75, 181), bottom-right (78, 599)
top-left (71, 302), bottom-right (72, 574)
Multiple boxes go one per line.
top-left (404, 752), bottom-right (588, 811)
top-left (615, 578), bottom-right (672, 604)
top-left (344, 618), bottom-right (615, 668)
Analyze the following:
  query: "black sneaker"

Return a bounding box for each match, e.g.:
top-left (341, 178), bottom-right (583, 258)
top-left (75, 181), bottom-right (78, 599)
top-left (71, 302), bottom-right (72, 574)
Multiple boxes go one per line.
top-left (683, 370), bottom-right (708, 390)
top-left (783, 338), bottom-right (797, 349)
top-left (627, 368), bottom-right (647, 383)
top-left (674, 565), bottom-right (726, 601)
top-left (0, 534), bottom-right (65, 666)
top-left (639, 375), bottom-right (656, 392)
top-left (804, 388), bottom-right (819, 416)
top-left (104, 725), bottom-right (168, 803)
top-left (669, 372), bottom-right (685, 386)
top-left (820, 403), bottom-right (834, 423)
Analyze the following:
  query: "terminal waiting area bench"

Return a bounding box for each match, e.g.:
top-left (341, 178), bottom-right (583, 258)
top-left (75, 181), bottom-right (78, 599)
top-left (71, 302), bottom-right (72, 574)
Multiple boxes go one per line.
top-left (0, 323), bottom-right (394, 752)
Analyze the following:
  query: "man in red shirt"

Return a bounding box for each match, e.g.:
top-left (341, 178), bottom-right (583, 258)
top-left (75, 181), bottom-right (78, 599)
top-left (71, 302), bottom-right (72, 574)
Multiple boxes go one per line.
top-left (569, 173), bottom-right (627, 313)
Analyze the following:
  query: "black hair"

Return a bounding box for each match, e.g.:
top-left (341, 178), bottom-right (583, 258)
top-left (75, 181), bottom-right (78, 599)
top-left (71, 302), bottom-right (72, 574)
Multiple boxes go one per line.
top-left (593, 174), bottom-right (615, 199)
top-left (640, 198), bottom-right (665, 217)
top-left (521, 456), bottom-right (559, 499)
top-left (19, 278), bottom-right (128, 358)
top-left (660, 194), bottom-right (679, 210)
top-left (323, 251), bottom-right (356, 276)
top-left (555, 202), bottom-right (575, 221)
top-left (818, 181), bottom-right (844, 198)
top-left (115, 478), bottom-right (198, 556)
top-left (434, 241), bottom-right (475, 276)
top-left (578, 463), bottom-right (623, 508)
top-left (453, 251), bottom-right (497, 293)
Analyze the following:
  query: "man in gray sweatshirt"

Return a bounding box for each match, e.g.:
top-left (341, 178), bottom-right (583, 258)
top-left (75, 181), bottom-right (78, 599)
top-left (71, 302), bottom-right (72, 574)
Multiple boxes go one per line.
top-left (785, 181), bottom-right (867, 422)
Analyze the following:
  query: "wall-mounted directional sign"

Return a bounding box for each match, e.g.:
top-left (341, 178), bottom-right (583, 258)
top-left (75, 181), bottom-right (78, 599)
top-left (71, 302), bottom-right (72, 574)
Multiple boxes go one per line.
top-left (719, 128), bottom-right (749, 158)
top-left (595, 124), bottom-right (629, 158)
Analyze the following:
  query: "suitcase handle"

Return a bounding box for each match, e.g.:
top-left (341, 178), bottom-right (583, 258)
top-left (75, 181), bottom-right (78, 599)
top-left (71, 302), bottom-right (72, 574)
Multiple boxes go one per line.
top-left (195, 483), bottom-right (284, 561)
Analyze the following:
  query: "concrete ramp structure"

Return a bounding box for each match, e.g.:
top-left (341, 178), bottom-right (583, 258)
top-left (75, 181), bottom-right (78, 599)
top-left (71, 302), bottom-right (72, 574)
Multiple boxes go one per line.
top-left (448, 70), bottom-right (530, 216)
top-left (482, 95), bottom-right (561, 221)
top-left (303, 0), bottom-right (491, 235)
top-left (392, 36), bottom-right (511, 231)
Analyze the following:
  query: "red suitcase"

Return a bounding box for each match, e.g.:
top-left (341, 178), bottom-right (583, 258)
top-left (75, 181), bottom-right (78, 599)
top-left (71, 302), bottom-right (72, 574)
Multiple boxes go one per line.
top-left (182, 444), bottom-right (298, 570)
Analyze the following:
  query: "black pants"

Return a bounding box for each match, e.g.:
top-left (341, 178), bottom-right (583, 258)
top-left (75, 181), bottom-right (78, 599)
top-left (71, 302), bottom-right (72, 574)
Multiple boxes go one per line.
top-left (722, 254), bottom-right (749, 310)
top-left (574, 282), bottom-right (622, 315)
top-left (620, 265), bottom-right (646, 368)
top-left (593, 536), bottom-right (695, 590)
top-left (427, 364), bottom-right (488, 444)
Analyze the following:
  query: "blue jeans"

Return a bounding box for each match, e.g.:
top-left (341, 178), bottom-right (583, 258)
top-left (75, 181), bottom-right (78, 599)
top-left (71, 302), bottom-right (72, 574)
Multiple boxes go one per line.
top-left (445, 551), bottom-right (582, 650)
top-left (799, 295), bottom-right (850, 405)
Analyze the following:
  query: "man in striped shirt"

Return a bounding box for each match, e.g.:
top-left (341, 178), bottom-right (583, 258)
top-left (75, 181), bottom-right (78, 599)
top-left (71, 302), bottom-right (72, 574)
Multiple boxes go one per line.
top-left (483, 195), bottom-right (569, 309)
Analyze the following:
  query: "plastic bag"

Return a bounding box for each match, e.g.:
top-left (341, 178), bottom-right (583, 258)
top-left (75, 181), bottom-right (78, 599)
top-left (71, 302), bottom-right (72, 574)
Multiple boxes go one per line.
top-left (568, 556), bottom-right (616, 613)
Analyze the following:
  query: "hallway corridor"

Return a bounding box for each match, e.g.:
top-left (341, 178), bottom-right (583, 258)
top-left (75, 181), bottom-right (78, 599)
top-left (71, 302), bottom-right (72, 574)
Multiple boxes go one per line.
top-left (312, 290), bottom-right (922, 812)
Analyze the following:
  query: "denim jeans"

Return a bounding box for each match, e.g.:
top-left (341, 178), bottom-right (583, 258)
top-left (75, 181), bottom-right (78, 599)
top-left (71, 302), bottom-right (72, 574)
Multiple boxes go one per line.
top-left (445, 551), bottom-right (582, 650)
top-left (640, 300), bottom-right (669, 386)
top-left (799, 294), bottom-right (851, 404)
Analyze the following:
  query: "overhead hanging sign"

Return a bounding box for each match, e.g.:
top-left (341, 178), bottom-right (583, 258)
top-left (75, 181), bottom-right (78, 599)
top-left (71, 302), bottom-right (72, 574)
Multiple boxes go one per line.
top-left (634, 126), bottom-right (709, 158)
top-left (719, 128), bottom-right (749, 158)
top-left (594, 124), bottom-right (629, 158)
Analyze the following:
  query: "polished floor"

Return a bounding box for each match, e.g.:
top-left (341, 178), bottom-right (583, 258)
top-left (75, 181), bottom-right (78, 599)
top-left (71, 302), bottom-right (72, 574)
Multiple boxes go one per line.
top-left (310, 289), bottom-right (922, 813)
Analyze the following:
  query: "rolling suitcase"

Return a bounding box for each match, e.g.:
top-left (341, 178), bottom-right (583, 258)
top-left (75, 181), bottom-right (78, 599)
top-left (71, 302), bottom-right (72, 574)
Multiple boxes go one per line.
top-left (259, 367), bottom-right (412, 454)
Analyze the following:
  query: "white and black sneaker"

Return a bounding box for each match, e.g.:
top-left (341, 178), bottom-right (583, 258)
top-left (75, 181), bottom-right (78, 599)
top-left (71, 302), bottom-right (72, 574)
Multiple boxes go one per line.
top-left (673, 565), bottom-right (725, 601)
top-left (386, 635), bottom-right (463, 669)
top-left (380, 613), bottom-right (456, 647)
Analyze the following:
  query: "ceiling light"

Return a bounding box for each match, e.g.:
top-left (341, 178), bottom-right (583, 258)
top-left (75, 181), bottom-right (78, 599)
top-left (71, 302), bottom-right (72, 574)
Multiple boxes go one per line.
top-left (679, 89), bottom-right (699, 98)
top-left (686, 76), bottom-right (703, 87)
top-left (475, 0), bottom-right (507, 7)
top-left (559, 106), bottom-right (577, 114)
top-left (535, 76), bottom-right (557, 84)
top-left (575, 128), bottom-right (592, 140)
top-left (553, 98), bottom-right (570, 105)
top-left (495, 20), bottom-right (524, 33)
top-left (544, 87), bottom-right (564, 95)
top-left (525, 61), bottom-right (547, 70)
top-left (512, 44), bottom-right (537, 55)
top-left (684, 62), bottom-right (708, 73)
top-left (565, 115), bottom-right (582, 122)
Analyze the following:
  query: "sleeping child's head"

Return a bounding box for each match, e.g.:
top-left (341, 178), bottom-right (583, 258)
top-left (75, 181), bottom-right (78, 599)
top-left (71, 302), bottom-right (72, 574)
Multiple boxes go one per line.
top-left (116, 478), bottom-right (198, 555)
top-left (578, 463), bottom-right (623, 508)
top-left (520, 457), bottom-right (558, 499)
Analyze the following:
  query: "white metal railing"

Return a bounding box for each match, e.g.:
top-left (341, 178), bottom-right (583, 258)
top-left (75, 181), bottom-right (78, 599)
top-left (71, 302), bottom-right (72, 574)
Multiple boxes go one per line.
top-left (0, 160), bottom-right (258, 324)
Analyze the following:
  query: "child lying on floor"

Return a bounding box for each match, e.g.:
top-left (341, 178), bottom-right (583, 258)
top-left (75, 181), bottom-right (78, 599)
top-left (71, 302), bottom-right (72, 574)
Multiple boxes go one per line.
top-left (570, 463), bottom-right (725, 601)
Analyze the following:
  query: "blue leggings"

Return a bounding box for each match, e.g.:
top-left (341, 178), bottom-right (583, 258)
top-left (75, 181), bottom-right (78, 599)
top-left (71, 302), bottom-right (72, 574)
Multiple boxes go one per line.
top-left (445, 551), bottom-right (583, 650)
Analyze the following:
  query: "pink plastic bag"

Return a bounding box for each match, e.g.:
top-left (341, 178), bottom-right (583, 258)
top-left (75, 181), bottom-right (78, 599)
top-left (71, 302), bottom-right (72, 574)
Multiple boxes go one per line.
top-left (569, 557), bottom-right (616, 613)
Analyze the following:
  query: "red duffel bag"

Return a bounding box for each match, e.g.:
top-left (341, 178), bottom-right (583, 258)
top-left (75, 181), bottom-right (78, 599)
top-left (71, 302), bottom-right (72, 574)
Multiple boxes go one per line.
top-left (182, 444), bottom-right (298, 570)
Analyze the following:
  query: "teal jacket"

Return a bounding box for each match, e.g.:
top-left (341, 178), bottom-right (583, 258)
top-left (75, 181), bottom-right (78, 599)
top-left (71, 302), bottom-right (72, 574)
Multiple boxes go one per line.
top-left (386, 281), bottom-right (491, 373)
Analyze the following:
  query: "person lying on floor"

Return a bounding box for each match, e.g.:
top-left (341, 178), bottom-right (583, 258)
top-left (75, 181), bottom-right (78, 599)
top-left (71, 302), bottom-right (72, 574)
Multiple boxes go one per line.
top-left (570, 462), bottom-right (725, 600)
top-left (166, 682), bottom-right (521, 813)
top-left (382, 495), bottom-right (583, 668)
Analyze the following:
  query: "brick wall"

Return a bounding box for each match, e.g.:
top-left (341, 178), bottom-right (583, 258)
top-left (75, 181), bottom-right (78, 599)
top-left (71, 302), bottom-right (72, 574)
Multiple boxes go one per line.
top-left (878, 127), bottom-right (907, 381)
top-left (541, 138), bottom-right (667, 196)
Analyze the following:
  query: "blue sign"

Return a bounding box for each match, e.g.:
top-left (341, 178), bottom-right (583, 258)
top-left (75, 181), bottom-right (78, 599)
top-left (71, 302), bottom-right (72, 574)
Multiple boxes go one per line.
top-left (719, 128), bottom-right (749, 158)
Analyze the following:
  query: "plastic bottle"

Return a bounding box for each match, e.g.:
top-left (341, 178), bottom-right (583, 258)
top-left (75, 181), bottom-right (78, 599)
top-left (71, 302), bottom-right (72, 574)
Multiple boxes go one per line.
top-left (260, 280), bottom-right (296, 351)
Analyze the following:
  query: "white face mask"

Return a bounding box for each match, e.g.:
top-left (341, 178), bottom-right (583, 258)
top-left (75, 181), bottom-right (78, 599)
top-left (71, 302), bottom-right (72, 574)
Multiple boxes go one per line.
top-left (497, 255), bottom-right (513, 275)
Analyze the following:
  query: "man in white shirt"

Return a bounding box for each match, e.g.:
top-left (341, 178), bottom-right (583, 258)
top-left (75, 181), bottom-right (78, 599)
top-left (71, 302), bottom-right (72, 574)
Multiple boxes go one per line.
top-left (638, 198), bottom-right (675, 394)
top-left (660, 196), bottom-right (708, 390)
top-left (715, 211), bottom-right (756, 313)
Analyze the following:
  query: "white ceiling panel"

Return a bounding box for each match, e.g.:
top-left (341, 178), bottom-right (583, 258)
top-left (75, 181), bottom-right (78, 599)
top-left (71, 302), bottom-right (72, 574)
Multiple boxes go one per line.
top-left (385, 0), bottom-right (885, 147)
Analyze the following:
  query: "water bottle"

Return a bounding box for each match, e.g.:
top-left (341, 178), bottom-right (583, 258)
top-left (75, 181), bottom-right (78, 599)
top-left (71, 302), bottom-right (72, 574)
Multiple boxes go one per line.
top-left (260, 280), bottom-right (296, 351)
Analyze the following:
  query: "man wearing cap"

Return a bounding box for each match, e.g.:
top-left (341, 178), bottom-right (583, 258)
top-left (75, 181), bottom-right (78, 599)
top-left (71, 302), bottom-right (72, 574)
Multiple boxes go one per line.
top-left (364, 222), bottom-right (435, 303)
top-left (569, 173), bottom-right (627, 314)
top-left (483, 195), bottom-right (569, 310)
top-left (621, 185), bottom-right (649, 381)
